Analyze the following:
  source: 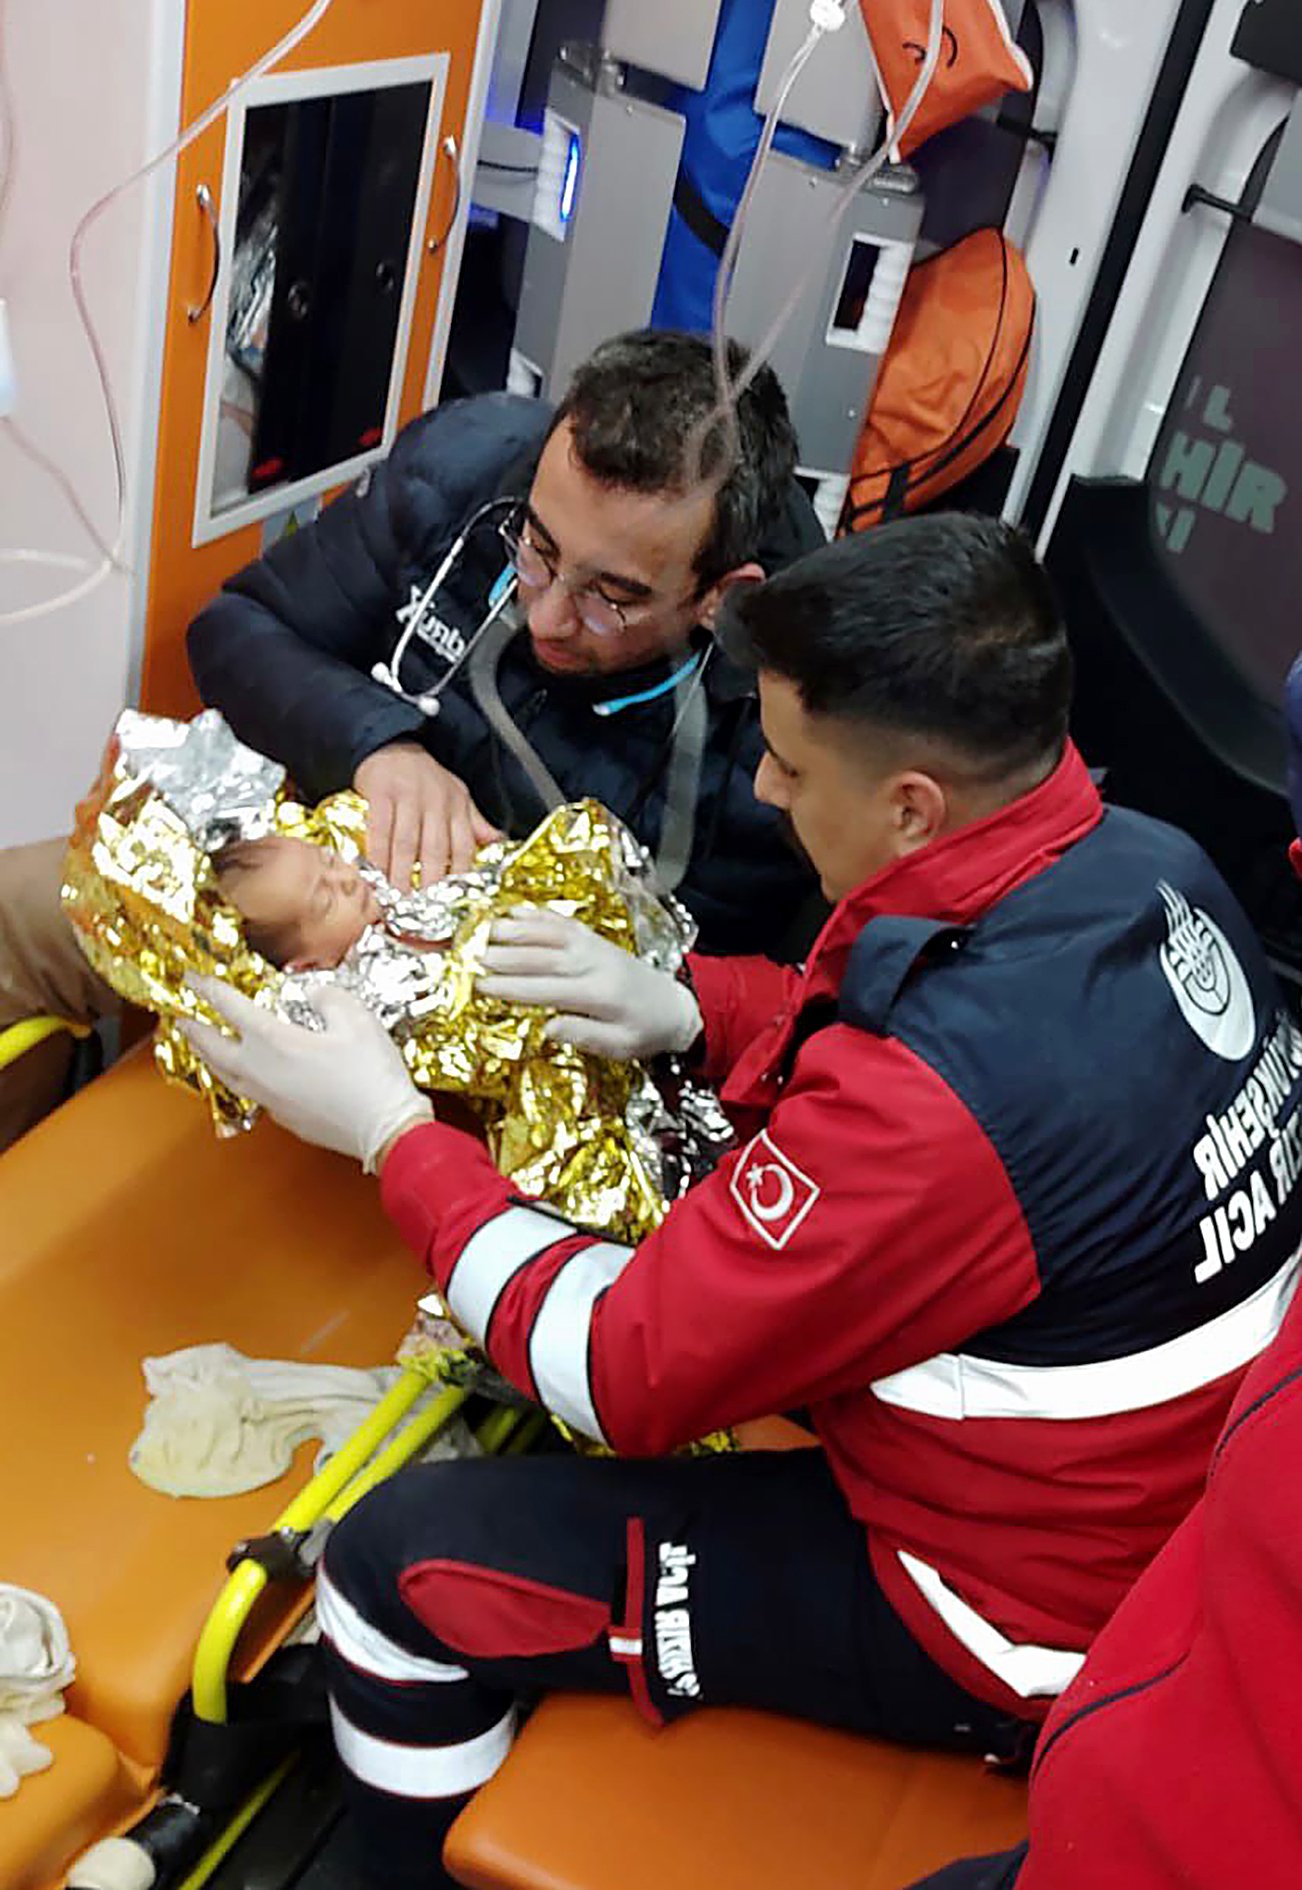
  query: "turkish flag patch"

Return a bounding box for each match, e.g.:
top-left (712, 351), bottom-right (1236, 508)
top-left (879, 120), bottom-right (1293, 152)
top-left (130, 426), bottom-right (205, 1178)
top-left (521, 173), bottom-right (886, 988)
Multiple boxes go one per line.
top-left (729, 1130), bottom-right (821, 1250)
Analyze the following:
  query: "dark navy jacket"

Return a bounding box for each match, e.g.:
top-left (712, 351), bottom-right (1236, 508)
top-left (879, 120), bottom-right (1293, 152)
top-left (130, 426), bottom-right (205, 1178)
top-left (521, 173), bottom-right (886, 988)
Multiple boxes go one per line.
top-left (846, 803), bottom-right (1302, 1361)
top-left (186, 393), bottom-right (824, 957)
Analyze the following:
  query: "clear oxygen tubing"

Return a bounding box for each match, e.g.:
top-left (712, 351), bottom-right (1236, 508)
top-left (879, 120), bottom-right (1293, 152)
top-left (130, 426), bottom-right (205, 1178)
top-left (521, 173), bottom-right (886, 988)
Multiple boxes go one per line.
top-left (0, 0), bottom-right (340, 628)
top-left (704, 9), bottom-right (829, 484)
top-left (699, 0), bottom-right (947, 494)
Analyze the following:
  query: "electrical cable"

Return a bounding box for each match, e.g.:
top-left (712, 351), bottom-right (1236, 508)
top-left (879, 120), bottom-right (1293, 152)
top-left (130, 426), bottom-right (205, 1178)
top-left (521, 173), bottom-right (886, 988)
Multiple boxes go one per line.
top-left (705, 15), bottom-right (826, 482)
top-left (0, 0), bottom-right (340, 627)
top-left (0, 0), bottom-right (12, 241)
top-left (697, 0), bottom-right (946, 494)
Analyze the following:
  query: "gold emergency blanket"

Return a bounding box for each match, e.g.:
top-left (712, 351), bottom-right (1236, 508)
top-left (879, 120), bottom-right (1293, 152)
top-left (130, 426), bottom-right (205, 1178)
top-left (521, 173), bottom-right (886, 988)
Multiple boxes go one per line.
top-left (62, 711), bottom-right (732, 1247)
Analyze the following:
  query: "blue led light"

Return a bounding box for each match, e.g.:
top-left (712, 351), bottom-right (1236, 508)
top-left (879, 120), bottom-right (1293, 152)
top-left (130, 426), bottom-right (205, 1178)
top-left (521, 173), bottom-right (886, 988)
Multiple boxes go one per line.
top-left (560, 133), bottom-right (581, 223)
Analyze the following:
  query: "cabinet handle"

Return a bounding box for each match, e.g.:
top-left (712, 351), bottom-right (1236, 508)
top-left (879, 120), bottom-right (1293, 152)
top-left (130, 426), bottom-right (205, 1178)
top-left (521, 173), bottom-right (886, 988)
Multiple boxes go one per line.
top-left (1181, 180), bottom-right (1254, 227)
top-left (427, 135), bottom-right (463, 254)
top-left (187, 184), bottom-right (221, 325)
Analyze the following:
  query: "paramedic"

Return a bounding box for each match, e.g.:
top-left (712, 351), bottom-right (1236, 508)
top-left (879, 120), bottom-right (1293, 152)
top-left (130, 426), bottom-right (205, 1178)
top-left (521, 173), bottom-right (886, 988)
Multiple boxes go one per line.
top-left (190, 515), bottom-right (1302, 1888)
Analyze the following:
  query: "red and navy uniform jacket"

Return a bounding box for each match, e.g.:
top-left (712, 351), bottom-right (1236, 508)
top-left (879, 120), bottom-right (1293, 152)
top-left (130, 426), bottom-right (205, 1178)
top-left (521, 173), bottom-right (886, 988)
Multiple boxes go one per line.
top-left (1014, 1271), bottom-right (1302, 1890)
top-left (382, 744), bottom-right (1302, 1718)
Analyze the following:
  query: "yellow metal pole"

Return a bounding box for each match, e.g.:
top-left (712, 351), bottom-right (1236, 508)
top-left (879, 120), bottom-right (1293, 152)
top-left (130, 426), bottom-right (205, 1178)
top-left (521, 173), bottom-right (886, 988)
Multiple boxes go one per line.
top-left (191, 1370), bottom-right (464, 1722)
top-left (173, 1757), bottom-right (298, 1890)
top-left (474, 1404), bottom-right (524, 1455)
top-left (322, 1385), bottom-right (471, 1524)
top-left (191, 1563), bottom-right (270, 1724)
top-left (0, 1016), bottom-right (89, 1071)
top-left (274, 1368), bottom-right (431, 1532)
top-left (505, 1410), bottom-right (548, 1456)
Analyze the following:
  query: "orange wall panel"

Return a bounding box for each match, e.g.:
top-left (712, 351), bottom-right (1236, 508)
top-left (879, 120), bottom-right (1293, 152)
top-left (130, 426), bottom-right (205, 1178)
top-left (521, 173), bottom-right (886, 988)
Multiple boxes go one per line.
top-left (140, 0), bottom-right (485, 717)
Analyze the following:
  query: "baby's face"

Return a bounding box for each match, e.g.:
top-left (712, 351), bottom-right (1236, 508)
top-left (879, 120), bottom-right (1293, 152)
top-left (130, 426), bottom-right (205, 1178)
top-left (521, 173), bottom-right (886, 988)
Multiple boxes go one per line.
top-left (218, 836), bottom-right (380, 969)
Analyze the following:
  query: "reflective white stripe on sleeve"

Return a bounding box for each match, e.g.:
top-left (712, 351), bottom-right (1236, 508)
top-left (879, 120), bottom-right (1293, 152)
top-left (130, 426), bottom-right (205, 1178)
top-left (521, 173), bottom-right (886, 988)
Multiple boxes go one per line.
top-left (316, 1569), bottom-right (467, 1684)
top-left (872, 1247), bottom-right (1302, 1423)
top-left (329, 1699), bottom-right (515, 1799)
top-left (897, 1552), bottom-right (1085, 1701)
top-left (444, 1204), bottom-right (579, 1341)
top-left (528, 1240), bottom-right (634, 1443)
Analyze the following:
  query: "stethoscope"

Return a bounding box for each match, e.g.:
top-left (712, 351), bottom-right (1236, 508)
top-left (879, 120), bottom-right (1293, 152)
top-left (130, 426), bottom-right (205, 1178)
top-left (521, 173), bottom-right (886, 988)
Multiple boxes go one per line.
top-left (368, 494), bottom-right (715, 889)
top-left (370, 496), bottom-right (522, 717)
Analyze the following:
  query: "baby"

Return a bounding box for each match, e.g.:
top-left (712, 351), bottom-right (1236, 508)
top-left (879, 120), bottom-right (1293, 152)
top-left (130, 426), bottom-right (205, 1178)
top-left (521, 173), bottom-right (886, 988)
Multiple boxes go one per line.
top-left (205, 827), bottom-right (688, 1246)
top-left (65, 710), bottom-right (727, 1235)
top-left (212, 835), bottom-right (393, 970)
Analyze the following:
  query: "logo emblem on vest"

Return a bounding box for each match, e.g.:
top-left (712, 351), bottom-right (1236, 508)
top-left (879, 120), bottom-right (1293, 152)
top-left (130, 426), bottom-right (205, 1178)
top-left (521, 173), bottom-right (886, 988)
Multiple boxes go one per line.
top-left (1157, 880), bottom-right (1254, 1063)
top-left (395, 583), bottom-right (467, 670)
top-left (730, 1130), bottom-right (820, 1250)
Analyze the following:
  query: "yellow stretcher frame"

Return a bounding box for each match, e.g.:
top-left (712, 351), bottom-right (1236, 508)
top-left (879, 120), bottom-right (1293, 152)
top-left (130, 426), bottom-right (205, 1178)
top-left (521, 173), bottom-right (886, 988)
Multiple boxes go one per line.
top-left (0, 1015), bottom-right (92, 1072)
top-left (193, 1365), bottom-right (471, 1721)
top-left (60, 1361), bottom-right (533, 1890)
top-left (151, 1369), bottom-right (535, 1890)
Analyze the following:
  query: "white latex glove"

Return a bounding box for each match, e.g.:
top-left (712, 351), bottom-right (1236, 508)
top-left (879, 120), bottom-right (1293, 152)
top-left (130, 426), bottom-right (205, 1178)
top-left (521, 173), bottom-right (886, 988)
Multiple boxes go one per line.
top-left (183, 978), bottom-right (433, 1173)
top-left (0, 1713), bottom-right (54, 1797)
top-left (477, 911), bottom-right (702, 1061)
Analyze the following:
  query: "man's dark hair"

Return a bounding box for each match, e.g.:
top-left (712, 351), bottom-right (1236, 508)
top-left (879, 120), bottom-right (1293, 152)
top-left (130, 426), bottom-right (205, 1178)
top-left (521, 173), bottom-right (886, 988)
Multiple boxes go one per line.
top-left (726, 512), bottom-right (1072, 780)
top-left (551, 330), bottom-right (799, 588)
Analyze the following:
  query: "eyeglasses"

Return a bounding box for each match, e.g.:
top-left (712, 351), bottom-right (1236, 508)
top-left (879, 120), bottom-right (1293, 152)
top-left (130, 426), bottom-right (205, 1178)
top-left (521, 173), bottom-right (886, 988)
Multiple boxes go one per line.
top-left (499, 513), bottom-right (654, 638)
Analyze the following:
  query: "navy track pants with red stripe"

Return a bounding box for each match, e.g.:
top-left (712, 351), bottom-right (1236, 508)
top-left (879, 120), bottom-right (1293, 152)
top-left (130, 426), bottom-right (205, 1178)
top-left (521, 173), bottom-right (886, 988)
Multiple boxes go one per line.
top-left (318, 1448), bottom-right (1024, 1888)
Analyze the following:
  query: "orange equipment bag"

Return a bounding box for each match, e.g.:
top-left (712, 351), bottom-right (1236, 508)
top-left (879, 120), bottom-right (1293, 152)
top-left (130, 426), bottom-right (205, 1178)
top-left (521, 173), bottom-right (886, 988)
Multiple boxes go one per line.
top-left (859, 0), bottom-right (1033, 158)
top-left (841, 226), bottom-right (1034, 533)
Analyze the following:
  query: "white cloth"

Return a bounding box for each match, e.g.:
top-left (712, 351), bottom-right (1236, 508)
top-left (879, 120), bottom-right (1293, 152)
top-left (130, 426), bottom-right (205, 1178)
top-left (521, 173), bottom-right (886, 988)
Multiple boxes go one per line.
top-left (0, 1584), bottom-right (76, 1797)
top-left (128, 1343), bottom-right (471, 1499)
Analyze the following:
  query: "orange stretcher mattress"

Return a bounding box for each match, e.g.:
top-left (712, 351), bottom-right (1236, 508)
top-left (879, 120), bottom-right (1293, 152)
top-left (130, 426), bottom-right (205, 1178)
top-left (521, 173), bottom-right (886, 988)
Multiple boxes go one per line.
top-left (446, 1694), bottom-right (1029, 1890)
top-left (0, 1715), bottom-right (142, 1890)
top-left (1, 1052), bottom-right (1028, 1890)
top-left (0, 1046), bottom-right (428, 1884)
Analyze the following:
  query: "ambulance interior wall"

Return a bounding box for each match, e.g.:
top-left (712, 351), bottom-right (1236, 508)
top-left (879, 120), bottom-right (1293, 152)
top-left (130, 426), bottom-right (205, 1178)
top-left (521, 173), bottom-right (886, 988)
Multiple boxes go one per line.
top-left (0, 0), bottom-right (176, 848)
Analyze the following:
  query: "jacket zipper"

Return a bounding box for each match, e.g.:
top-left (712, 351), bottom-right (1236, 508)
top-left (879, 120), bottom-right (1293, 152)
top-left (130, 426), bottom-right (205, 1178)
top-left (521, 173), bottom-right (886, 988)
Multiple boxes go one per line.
top-left (1029, 1653), bottom-right (1188, 1779)
top-left (1033, 1355), bottom-right (1302, 1778)
top-left (516, 689), bottom-right (548, 732)
top-left (846, 239), bottom-right (1028, 524)
top-left (908, 318), bottom-right (1034, 489)
top-left (1208, 1357), bottom-right (1302, 1462)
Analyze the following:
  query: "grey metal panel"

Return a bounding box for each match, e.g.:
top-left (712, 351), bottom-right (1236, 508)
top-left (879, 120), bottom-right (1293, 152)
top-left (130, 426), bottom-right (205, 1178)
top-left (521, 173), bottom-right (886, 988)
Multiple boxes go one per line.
top-left (600, 0), bottom-right (724, 91)
top-left (514, 65), bottom-right (684, 397)
top-left (513, 72), bottom-right (595, 386)
top-left (756, 0), bottom-right (882, 151)
top-left (473, 121), bottom-right (543, 220)
top-left (487, 0), bottom-right (547, 127)
top-left (723, 152), bottom-right (922, 469)
top-left (1255, 96), bottom-right (1302, 249)
top-left (724, 158), bottom-right (834, 429)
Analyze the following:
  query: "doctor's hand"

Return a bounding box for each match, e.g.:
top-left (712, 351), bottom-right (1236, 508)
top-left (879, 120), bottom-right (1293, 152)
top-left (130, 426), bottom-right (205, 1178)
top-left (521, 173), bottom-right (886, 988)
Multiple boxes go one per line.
top-left (354, 742), bottom-right (502, 890)
top-left (478, 911), bottom-right (703, 1062)
top-left (183, 978), bottom-right (433, 1173)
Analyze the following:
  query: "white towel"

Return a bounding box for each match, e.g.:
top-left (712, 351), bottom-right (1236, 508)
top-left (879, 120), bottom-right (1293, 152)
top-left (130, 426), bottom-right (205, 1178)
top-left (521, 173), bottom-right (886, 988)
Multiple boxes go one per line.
top-left (129, 1342), bottom-right (470, 1498)
top-left (0, 1584), bottom-right (76, 1796)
